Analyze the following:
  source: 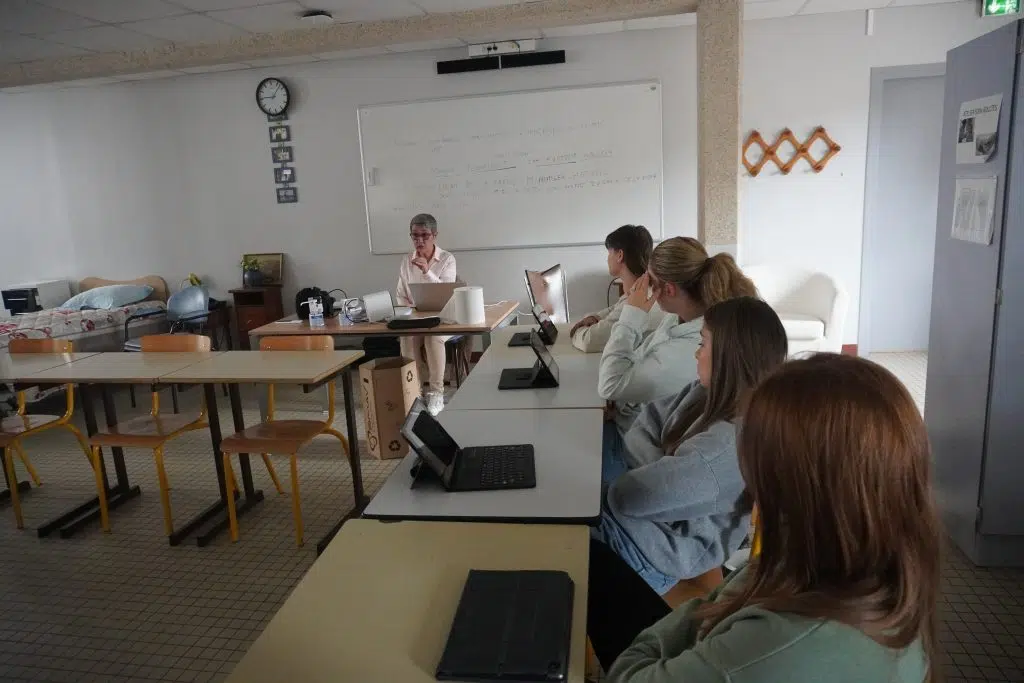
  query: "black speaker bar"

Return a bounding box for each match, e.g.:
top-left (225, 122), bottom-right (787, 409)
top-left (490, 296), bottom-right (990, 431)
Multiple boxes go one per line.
top-left (437, 50), bottom-right (566, 75)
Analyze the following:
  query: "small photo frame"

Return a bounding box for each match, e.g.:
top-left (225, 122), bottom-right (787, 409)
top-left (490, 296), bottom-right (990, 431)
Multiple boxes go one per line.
top-left (266, 113), bottom-right (288, 123)
top-left (274, 166), bottom-right (296, 184)
top-left (269, 125), bottom-right (291, 143)
top-left (271, 146), bottom-right (293, 164)
top-left (244, 252), bottom-right (285, 284)
top-left (276, 187), bottom-right (298, 204)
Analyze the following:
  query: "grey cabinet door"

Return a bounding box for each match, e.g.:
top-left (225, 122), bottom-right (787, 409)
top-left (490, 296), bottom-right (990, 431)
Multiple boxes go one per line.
top-left (925, 21), bottom-right (1020, 545)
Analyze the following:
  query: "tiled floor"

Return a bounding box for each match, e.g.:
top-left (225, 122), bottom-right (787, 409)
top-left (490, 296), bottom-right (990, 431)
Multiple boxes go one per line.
top-left (1, 356), bottom-right (1022, 683)
top-left (869, 350), bottom-right (927, 413)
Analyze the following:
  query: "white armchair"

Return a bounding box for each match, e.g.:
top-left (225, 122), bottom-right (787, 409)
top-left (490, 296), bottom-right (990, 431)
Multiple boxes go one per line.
top-left (743, 265), bottom-right (848, 356)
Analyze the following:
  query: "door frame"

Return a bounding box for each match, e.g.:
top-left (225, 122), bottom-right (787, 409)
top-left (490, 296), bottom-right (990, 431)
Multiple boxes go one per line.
top-left (859, 63), bottom-right (946, 356)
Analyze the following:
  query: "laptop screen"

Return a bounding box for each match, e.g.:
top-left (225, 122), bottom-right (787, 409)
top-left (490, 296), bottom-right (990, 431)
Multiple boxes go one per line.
top-left (530, 330), bottom-right (559, 383)
top-left (400, 398), bottom-right (460, 482)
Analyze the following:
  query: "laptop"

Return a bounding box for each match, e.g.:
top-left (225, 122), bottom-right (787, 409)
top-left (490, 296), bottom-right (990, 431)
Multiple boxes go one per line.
top-left (499, 330), bottom-right (559, 390)
top-left (437, 569), bottom-right (574, 683)
top-left (509, 304), bottom-right (558, 347)
top-left (401, 397), bottom-right (536, 491)
top-left (408, 281), bottom-right (465, 311)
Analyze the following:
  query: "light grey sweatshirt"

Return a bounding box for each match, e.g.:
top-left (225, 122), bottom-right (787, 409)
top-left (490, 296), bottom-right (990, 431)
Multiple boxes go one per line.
top-left (608, 382), bottom-right (750, 579)
top-left (571, 296), bottom-right (666, 353)
top-left (599, 305), bottom-right (703, 432)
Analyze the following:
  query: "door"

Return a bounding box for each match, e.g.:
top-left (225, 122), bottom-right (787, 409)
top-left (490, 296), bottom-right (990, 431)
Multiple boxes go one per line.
top-left (862, 75), bottom-right (945, 353)
top-left (926, 21), bottom-right (1019, 553)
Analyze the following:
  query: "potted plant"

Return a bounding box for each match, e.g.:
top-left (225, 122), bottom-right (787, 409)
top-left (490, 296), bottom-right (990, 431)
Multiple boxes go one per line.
top-left (240, 255), bottom-right (265, 287)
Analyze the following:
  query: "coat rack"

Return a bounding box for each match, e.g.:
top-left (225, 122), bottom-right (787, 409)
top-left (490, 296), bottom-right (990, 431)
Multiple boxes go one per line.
top-left (742, 127), bottom-right (841, 177)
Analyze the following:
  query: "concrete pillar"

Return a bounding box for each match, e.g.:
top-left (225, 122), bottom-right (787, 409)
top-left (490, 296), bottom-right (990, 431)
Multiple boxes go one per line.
top-left (697, 0), bottom-right (742, 256)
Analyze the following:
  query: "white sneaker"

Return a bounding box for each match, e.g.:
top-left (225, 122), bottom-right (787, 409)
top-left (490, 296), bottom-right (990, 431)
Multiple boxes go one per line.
top-left (426, 392), bottom-right (445, 416)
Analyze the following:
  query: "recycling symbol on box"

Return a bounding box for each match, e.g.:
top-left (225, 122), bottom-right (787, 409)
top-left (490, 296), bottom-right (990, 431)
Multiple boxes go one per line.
top-left (388, 440), bottom-right (402, 452)
top-left (406, 370), bottom-right (414, 383)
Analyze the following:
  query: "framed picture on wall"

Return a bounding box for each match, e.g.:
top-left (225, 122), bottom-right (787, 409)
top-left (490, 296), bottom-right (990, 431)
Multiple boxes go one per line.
top-left (271, 146), bottom-right (293, 164)
top-left (276, 187), bottom-right (298, 204)
top-left (243, 252), bottom-right (285, 284)
top-left (269, 125), bottom-right (291, 143)
top-left (274, 166), bottom-right (296, 184)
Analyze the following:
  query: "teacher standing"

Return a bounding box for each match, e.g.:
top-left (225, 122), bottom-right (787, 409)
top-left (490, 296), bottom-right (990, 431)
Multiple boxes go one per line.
top-left (395, 213), bottom-right (457, 415)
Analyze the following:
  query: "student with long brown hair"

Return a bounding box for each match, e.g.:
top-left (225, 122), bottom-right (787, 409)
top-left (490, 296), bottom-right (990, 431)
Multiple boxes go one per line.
top-left (593, 297), bottom-right (788, 593)
top-left (588, 353), bottom-right (941, 683)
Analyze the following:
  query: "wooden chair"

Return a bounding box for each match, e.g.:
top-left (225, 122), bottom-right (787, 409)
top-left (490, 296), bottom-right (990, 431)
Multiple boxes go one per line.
top-left (220, 335), bottom-right (350, 547)
top-left (1, 339), bottom-right (102, 529)
top-left (87, 334), bottom-right (214, 536)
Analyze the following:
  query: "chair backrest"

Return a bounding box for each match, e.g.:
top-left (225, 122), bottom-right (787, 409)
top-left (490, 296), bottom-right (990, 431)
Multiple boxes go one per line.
top-left (743, 264), bottom-right (848, 352)
top-left (260, 335), bottom-right (333, 351)
top-left (167, 285), bottom-right (209, 323)
top-left (140, 334), bottom-right (211, 352)
top-left (9, 338), bottom-right (73, 354)
top-left (525, 264), bottom-right (569, 324)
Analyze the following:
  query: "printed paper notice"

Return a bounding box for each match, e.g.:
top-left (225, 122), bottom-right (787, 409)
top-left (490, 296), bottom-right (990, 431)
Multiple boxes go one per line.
top-left (957, 94), bottom-right (1002, 164)
top-left (951, 177), bottom-right (997, 245)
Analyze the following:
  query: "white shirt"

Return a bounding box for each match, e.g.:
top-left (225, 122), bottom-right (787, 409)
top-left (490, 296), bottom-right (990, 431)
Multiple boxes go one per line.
top-left (395, 246), bottom-right (457, 306)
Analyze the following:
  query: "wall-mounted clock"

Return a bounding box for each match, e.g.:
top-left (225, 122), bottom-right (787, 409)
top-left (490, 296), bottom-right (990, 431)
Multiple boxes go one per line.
top-left (256, 77), bottom-right (290, 116)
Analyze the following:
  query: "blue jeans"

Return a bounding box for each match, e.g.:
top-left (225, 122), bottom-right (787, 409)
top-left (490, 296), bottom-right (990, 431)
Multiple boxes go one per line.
top-left (602, 421), bottom-right (629, 484)
top-left (591, 506), bottom-right (677, 595)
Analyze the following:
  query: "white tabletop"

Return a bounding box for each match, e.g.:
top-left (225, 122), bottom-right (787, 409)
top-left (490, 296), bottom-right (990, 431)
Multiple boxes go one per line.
top-left (224, 520), bottom-right (588, 683)
top-left (445, 349), bottom-right (604, 411)
top-left (363, 408), bottom-right (602, 523)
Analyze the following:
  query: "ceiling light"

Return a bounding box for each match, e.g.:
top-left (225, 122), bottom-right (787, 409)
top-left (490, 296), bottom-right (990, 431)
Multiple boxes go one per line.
top-left (300, 9), bottom-right (334, 24)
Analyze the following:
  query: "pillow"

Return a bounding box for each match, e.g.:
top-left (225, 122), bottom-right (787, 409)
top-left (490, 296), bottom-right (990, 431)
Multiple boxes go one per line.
top-left (60, 284), bottom-right (154, 310)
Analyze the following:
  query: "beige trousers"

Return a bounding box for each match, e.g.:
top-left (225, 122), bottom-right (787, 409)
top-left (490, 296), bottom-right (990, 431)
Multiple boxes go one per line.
top-left (400, 335), bottom-right (449, 393)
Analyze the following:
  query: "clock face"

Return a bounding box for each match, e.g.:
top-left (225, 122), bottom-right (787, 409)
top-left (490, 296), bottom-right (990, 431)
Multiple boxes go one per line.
top-left (256, 77), bottom-right (289, 116)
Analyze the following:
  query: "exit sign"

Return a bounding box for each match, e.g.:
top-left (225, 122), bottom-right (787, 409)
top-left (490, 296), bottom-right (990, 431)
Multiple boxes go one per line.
top-left (982, 0), bottom-right (1020, 16)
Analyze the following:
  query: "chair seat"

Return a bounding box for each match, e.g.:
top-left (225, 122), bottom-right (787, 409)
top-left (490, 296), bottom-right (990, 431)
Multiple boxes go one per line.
top-left (0, 415), bottom-right (62, 444)
top-left (777, 312), bottom-right (825, 341)
top-left (90, 414), bottom-right (206, 447)
top-left (123, 340), bottom-right (142, 352)
top-left (221, 420), bottom-right (329, 455)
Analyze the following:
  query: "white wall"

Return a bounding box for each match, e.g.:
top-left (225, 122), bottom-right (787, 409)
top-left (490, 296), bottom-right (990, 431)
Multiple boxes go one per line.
top-left (0, 2), bottom-right (1013, 341)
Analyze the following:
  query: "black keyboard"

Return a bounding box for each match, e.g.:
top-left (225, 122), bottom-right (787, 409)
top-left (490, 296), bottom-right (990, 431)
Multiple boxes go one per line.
top-left (479, 446), bottom-right (533, 487)
top-left (387, 316), bottom-right (442, 330)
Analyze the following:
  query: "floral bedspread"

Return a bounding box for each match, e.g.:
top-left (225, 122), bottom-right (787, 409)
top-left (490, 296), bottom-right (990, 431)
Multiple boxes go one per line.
top-left (0, 302), bottom-right (167, 351)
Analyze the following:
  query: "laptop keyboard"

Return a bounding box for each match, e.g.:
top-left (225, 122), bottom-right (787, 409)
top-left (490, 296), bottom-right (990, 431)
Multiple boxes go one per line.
top-left (480, 447), bottom-right (532, 487)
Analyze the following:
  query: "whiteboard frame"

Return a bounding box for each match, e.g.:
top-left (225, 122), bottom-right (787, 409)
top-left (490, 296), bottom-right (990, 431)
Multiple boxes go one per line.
top-left (357, 79), bottom-right (665, 255)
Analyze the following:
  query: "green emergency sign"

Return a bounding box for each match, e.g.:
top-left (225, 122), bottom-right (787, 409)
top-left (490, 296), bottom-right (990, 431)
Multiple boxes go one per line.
top-left (982, 0), bottom-right (1020, 17)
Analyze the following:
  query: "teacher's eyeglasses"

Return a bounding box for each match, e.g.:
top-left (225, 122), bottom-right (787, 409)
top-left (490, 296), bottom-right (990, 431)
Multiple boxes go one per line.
top-left (410, 231), bottom-right (434, 242)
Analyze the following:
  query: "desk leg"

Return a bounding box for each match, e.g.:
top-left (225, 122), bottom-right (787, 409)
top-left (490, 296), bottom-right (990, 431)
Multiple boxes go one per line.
top-left (315, 369), bottom-right (366, 555)
top-left (228, 384), bottom-right (257, 496)
top-left (37, 384), bottom-right (141, 538)
top-left (481, 331), bottom-right (492, 352)
top-left (170, 383), bottom-right (264, 547)
top-left (0, 446), bottom-right (32, 505)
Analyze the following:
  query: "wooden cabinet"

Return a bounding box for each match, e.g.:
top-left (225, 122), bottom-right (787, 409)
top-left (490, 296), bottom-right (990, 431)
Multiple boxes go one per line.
top-left (231, 287), bottom-right (284, 349)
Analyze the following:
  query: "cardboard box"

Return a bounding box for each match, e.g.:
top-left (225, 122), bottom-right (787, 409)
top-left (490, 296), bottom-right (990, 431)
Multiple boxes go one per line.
top-left (360, 357), bottom-right (420, 460)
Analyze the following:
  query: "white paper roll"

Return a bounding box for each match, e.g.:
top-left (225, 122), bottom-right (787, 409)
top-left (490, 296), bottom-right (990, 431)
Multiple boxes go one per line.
top-left (450, 286), bottom-right (485, 325)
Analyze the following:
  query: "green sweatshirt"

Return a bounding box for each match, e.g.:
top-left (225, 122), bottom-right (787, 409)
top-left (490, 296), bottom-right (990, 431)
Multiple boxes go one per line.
top-left (607, 567), bottom-right (929, 683)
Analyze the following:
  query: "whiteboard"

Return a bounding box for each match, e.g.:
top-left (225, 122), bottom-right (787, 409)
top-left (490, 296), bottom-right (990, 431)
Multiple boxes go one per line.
top-left (358, 82), bottom-right (663, 254)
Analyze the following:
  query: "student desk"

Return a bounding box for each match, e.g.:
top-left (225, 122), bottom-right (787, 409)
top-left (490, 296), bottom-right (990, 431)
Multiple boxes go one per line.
top-left (224, 519), bottom-right (588, 683)
top-left (483, 323), bottom-right (580, 359)
top-left (247, 300), bottom-right (519, 350)
top-left (162, 350), bottom-right (364, 551)
top-left (363, 408), bottom-right (602, 524)
top-left (17, 352), bottom-right (223, 540)
top-left (444, 348), bottom-right (604, 411)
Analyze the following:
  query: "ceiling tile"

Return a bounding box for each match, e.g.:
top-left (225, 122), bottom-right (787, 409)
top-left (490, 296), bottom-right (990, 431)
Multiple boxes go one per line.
top-left (316, 46), bottom-right (390, 60)
top-left (303, 0), bottom-right (426, 21)
top-left (208, 1), bottom-right (308, 32)
top-left (460, 28), bottom-right (543, 42)
top-left (0, 32), bottom-right (92, 62)
top-left (799, 0), bottom-right (888, 13)
top-left (540, 21), bottom-right (624, 38)
top-left (0, 0), bottom-right (100, 34)
top-left (743, 0), bottom-right (807, 20)
top-left (42, 25), bottom-right (169, 53)
top-left (36, 0), bottom-right (186, 23)
top-left (624, 14), bottom-right (695, 29)
top-left (179, 61), bottom-right (251, 72)
top-left (410, 0), bottom-right (519, 11)
top-left (385, 38), bottom-right (465, 52)
top-left (171, 0), bottom-right (284, 9)
top-left (122, 13), bottom-right (248, 42)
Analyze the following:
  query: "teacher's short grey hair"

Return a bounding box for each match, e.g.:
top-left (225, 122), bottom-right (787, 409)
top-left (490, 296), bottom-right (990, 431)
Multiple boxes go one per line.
top-left (410, 213), bottom-right (438, 234)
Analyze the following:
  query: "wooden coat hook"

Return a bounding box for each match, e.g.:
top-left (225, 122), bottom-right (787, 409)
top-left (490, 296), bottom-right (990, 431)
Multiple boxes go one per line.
top-left (742, 127), bottom-right (841, 176)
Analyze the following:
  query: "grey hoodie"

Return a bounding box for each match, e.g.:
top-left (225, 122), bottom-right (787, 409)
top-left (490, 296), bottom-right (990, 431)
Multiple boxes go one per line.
top-left (598, 305), bottom-right (703, 432)
top-left (608, 381), bottom-right (751, 579)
